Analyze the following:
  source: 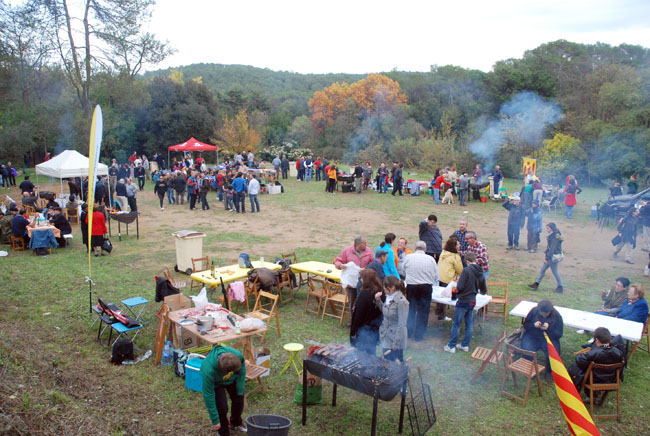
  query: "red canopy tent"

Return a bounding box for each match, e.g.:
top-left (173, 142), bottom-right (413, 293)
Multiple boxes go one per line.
top-left (167, 137), bottom-right (219, 167)
top-left (168, 137), bottom-right (218, 152)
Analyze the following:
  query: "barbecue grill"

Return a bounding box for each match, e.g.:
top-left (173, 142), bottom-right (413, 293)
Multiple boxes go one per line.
top-left (301, 343), bottom-right (409, 436)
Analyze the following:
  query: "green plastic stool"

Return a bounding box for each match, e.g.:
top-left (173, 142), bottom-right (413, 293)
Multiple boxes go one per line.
top-left (279, 342), bottom-right (304, 376)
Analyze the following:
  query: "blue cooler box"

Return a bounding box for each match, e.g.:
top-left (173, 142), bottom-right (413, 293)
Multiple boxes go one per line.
top-left (185, 357), bottom-right (204, 392)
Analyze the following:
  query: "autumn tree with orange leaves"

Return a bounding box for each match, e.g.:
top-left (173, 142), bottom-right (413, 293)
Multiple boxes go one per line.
top-left (308, 74), bottom-right (407, 133)
top-left (213, 110), bottom-right (260, 154)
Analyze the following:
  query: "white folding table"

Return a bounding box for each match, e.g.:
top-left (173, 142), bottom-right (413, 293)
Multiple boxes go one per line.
top-left (509, 300), bottom-right (643, 342)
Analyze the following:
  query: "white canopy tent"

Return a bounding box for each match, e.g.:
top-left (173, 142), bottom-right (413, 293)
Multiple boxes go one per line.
top-left (35, 149), bottom-right (109, 200)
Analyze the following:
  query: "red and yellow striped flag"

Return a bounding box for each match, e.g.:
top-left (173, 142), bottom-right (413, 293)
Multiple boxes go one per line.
top-left (544, 333), bottom-right (601, 436)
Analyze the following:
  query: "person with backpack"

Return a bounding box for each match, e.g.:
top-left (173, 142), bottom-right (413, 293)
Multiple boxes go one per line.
top-left (443, 252), bottom-right (487, 353)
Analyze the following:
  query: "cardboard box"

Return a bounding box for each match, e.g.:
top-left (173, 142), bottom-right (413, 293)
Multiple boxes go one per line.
top-left (174, 325), bottom-right (198, 349)
top-left (164, 293), bottom-right (191, 311)
top-left (255, 346), bottom-right (271, 377)
top-left (268, 185), bottom-right (281, 195)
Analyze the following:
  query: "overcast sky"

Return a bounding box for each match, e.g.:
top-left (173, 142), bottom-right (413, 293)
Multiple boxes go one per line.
top-left (146, 0), bottom-right (650, 74)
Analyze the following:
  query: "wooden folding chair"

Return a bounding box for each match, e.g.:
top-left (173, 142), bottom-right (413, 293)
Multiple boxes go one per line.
top-left (305, 276), bottom-right (326, 316)
top-left (164, 266), bottom-right (187, 289)
top-left (629, 318), bottom-right (649, 359)
top-left (36, 198), bottom-right (48, 209)
top-left (321, 281), bottom-right (348, 325)
top-left (276, 269), bottom-right (294, 304)
top-left (483, 281), bottom-right (508, 325)
top-left (190, 256), bottom-right (210, 292)
top-left (245, 363), bottom-right (267, 399)
top-left (10, 235), bottom-right (25, 251)
top-left (245, 290), bottom-right (280, 343)
top-left (24, 205), bottom-right (37, 217)
top-left (281, 251), bottom-right (307, 287)
top-left (471, 330), bottom-right (506, 384)
top-left (500, 342), bottom-right (545, 406)
top-left (65, 207), bottom-right (80, 224)
top-left (582, 361), bottom-right (625, 421)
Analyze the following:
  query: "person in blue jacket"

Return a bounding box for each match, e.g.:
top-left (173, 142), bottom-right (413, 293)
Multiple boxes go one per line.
top-left (526, 200), bottom-right (543, 253)
top-left (231, 172), bottom-right (248, 213)
top-left (615, 284), bottom-right (649, 324)
top-left (376, 233), bottom-right (400, 279)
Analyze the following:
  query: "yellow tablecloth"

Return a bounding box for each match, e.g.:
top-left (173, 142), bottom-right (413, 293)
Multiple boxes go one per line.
top-left (290, 261), bottom-right (341, 282)
top-left (190, 261), bottom-right (281, 288)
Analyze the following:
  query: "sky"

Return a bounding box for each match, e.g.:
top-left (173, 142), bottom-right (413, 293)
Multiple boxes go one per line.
top-left (147, 0), bottom-right (650, 74)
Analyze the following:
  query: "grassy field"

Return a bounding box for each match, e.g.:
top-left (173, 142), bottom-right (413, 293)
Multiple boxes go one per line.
top-left (1, 172), bottom-right (648, 436)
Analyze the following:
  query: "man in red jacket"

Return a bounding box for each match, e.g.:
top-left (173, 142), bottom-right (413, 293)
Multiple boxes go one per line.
top-left (432, 170), bottom-right (451, 205)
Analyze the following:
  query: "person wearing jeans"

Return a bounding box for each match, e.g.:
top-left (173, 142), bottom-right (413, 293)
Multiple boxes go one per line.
top-left (248, 174), bottom-right (260, 213)
top-left (444, 252), bottom-right (486, 353)
top-left (231, 172), bottom-right (247, 213)
top-left (528, 222), bottom-right (564, 293)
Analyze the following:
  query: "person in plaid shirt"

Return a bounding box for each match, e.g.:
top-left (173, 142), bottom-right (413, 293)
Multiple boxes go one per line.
top-left (465, 231), bottom-right (489, 281)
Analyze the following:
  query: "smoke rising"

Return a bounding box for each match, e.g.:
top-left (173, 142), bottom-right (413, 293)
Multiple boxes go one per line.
top-left (469, 91), bottom-right (563, 170)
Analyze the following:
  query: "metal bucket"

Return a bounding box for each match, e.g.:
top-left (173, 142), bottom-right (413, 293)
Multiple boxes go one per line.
top-left (245, 414), bottom-right (292, 436)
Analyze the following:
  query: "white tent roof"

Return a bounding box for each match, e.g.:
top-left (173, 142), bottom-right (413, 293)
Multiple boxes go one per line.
top-left (35, 149), bottom-right (108, 178)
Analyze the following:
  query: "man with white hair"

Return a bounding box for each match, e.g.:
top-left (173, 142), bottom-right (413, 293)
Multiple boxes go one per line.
top-left (115, 178), bottom-right (128, 211)
top-left (403, 240), bottom-right (438, 342)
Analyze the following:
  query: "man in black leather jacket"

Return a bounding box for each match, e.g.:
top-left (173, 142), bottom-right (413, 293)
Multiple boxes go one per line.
top-left (568, 327), bottom-right (625, 391)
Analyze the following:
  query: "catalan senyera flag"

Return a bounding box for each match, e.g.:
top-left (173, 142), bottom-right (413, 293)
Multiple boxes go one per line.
top-left (87, 105), bottom-right (103, 277)
top-left (523, 157), bottom-right (537, 177)
top-left (544, 333), bottom-right (601, 436)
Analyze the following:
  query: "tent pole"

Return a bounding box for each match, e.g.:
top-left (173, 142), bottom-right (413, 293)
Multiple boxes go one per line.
top-left (167, 149), bottom-right (170, 170)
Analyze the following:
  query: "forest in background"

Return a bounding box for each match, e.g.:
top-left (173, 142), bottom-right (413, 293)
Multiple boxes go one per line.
top-left (1, 1), bottom-right (649, 185)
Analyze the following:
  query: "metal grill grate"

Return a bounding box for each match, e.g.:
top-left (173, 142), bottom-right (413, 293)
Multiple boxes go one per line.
top-left (407, 368), bottom-right (436, 436)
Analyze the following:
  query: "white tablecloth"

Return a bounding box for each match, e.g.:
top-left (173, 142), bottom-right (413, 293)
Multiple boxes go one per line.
top-left (431, 287), bottom-right (492, 312)
top-left (509, 300), bottom-right (643, 342)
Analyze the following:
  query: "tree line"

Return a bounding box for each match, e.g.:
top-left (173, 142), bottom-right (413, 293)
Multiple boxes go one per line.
top-left (1, 2), bottom-right (649, 185)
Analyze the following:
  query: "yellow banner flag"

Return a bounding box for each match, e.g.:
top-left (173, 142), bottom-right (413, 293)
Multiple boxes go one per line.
top-left (523, 157), bottom-right (537, 177)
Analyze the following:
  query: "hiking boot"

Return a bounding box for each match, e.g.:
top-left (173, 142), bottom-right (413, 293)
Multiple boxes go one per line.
top-left (456, 345), bottom-right (469, 352)
top-left (443, 345), bottom-right (456, 354)
top-left (506, 245), bottom-right (513, 250)
top-left (528, 282), bottom-right (539, 290)
top-left (554, 286), bottom-right (564, 293)
top-left (625, 259), bottom-right (635, 264)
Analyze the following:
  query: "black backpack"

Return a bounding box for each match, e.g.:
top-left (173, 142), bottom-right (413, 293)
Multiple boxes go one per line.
top-left (111, 339), bottom-right (134, 365)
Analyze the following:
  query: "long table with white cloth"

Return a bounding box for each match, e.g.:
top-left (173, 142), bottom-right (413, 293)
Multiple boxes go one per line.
top-left (509, 300), bottom-right (643, 342)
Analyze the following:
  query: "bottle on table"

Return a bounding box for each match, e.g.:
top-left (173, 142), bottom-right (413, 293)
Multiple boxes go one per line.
top-left (211, 261), bottom-right (215, 278)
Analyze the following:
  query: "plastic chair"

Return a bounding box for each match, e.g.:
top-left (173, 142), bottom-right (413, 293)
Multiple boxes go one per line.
top-left (582, 361), bottom-right (625, 421)
top-left (500, 342), bottom-right (545, 406)
top-left (190, 256), bottom-right (210, 292)
top-left (245, 290), bottom-right (280, 343)
top-left (321, 281), bottom-right (348, 325)
top-left (542, 196), bottom-right (558, 212)
top-left (279, 343), bottom-right (304, 376)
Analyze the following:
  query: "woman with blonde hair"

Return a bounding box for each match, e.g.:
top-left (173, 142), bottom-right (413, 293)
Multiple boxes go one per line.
top-left (436, 237), bottom-right (464, 320)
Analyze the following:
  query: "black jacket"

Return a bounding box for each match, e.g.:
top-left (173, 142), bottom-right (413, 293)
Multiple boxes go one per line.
top-left (155, 276), bottom-right (180, 302)
top-left (50, 214), bottom-right (71, 235)
top-left (350, 290), bottom-right (382, 338)
top-left (115, 182), bottom-right (127, 196)
top-left (575, 344), bottom-right (624, 383)
top-left (154, 179), bottom-right (168, 196)
top-left (418, 220), bottom-right (442, 255)
top-left (523, 306), bottom-right (563, 341)
top-left (173, 176), bottom-right (186, 192)
top-left (544, 230), bottom-right (563, 262)
top-left (617, 212), bottom-right (638, 245)
top-left (456, 263), bottom-right (487, 304)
